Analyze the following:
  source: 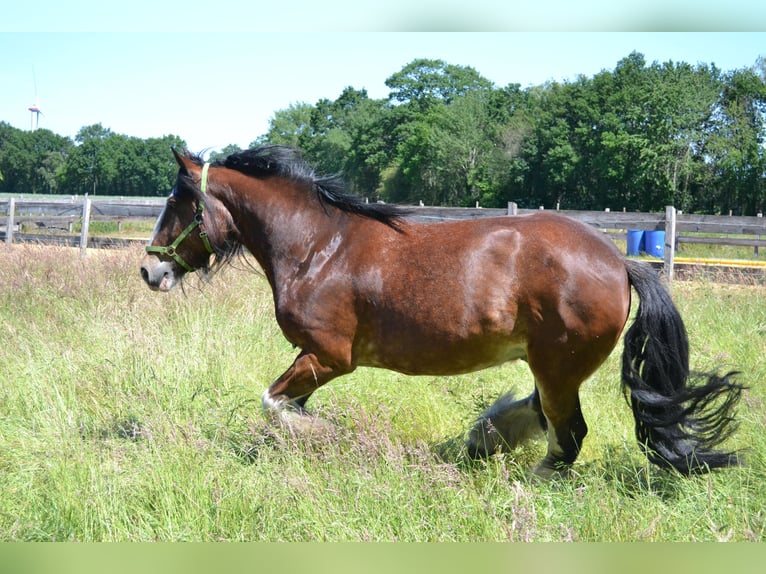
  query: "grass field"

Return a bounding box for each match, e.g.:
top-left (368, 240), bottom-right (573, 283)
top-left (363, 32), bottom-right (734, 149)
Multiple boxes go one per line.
top-left (0, 243), bottom-right (764, 541)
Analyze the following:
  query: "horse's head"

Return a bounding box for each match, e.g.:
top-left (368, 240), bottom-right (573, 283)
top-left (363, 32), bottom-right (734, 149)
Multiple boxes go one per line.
top-left (140, 149), bottom-right (219, 291)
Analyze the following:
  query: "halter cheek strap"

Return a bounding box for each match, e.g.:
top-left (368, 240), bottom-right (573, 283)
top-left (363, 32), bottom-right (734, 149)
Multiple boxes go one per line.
top-left (197, 163), bottom-right (214, 254)
top-left (146, 162), bottom-right (215, 272)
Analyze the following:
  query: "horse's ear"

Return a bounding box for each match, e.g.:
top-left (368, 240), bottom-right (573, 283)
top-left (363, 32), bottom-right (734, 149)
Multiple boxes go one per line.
top-left (171, 147), bottom-right (194, 174)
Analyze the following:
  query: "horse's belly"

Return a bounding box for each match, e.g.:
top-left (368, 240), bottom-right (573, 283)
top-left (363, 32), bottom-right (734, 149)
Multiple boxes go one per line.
top-left (356, 334), bottom-right (528, 376)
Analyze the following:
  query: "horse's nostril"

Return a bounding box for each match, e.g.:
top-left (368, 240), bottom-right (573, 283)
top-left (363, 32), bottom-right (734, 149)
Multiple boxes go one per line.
top-left (140, 266), bottom-right (149, 283)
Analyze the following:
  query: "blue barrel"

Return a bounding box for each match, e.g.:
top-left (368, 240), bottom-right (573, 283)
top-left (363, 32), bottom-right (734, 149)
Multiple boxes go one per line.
top-left (626, 230), bottom-right (644, 256)
top-left (644, 230), bottom-right (665, 258)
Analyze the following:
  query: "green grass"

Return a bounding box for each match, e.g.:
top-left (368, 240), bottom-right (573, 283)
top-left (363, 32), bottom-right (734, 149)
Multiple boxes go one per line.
top-left (676, 241), bottom-right (764, 261)
top-left (16, 219), bottom-right (156, 240)
top-left (0, 244), bottom-right (764, 541)
top-left (83, 220), bottom-right (156, 238)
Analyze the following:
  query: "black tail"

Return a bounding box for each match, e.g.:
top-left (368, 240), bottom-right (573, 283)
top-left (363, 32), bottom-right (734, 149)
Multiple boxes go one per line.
top-left (622, 260), bottom-right (744, 474)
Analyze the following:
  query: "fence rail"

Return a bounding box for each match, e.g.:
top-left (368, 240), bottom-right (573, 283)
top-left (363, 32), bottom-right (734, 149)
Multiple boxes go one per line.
top-left (1, 197), bottom-right (164, 255)
top-left (2, 197), bottom-right (764, 282)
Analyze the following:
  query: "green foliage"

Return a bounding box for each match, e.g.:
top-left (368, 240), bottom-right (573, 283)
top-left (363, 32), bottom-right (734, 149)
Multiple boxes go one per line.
top-left (58, 124), bottom-right (185, 197)
top-left (252, 102), bottom-right (313, 149)
top-left (385, 58), bottom-right (493, 110)
top-left (1, 245), bottom-right (764, 541)
top-left (0, 122), bottom-right (184, 197)
top-left (207, 144), bottom-right (243, 163)
top-left (255, 53), bottom-right (765, 213)
top-left (0, 124), bottom-right (72, 194)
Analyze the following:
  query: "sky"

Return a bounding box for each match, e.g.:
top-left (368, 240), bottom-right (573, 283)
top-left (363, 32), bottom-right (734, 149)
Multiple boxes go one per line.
top-left (1, 32), bottom-right (764, 155)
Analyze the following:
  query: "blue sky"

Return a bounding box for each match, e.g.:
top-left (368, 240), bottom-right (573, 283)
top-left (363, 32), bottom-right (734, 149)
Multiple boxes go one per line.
top-left (1, 32), bottom-right (764, 154)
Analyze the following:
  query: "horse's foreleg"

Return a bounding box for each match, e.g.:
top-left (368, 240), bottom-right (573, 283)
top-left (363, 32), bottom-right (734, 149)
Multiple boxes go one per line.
top-left (261, 351), bottom-right (349, 433)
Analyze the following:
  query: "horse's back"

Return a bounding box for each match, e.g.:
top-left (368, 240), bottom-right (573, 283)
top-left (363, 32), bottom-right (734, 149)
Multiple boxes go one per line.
top-left (394, 211), bottom-right (628, 295)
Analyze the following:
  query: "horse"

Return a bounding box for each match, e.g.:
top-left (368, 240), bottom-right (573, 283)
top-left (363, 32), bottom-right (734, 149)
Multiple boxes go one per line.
top-left (140, 145), bottom-right (743, 479)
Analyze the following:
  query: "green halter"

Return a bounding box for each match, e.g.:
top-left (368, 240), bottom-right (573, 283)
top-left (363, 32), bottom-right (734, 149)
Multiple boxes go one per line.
top-left (146, 162), bottom-right (215, 272)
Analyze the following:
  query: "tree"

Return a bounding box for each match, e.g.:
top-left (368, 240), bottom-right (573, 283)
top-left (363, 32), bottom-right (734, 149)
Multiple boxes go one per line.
top-left (301, 88), bottom-right (369, 177)
top-left (59, 125), bottom-right (184, 196)
top-left (258, 88), bottom-right (392, 197)
top-left (378, 60), bottom-right (496, 205)
top-left (387, 91), bottom-right (500, 206)
top-left (0, 122), bottom-right (72, 194)
top-left (385, 58), bottom-right (493, 110)
top-left (3, 53), bottom-right (765, 211)
top-left (701, 66), bottom-right (766, 214)
top-left (253, 102), bottom-right (313, 148)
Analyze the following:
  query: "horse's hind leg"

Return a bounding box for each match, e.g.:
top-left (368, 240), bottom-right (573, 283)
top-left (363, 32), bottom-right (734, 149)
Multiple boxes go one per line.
top-left (532, 384), bottom-right (588, 479)
top-left (466, 387), bottom-right (547, 458)
top-left (465, 379), bottom-right (588, 479)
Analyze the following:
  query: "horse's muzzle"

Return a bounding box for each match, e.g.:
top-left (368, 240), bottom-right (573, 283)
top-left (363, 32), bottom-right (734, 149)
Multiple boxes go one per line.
top-left (140, 255), bottom-right (178, 292)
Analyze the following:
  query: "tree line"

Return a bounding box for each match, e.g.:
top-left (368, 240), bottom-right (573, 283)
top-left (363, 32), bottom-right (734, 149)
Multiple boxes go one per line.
top-left (0, 122), bottom-right (184, 198)
top-left (2, 52), bottom-right (765, 214)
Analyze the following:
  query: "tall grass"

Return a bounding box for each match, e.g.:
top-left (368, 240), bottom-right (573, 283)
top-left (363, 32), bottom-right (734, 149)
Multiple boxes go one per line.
top-left (0, 244), bottom-right (764, 541)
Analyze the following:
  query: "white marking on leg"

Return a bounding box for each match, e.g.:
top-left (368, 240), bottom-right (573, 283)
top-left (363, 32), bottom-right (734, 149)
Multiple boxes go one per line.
top-left (261, 388), bottom-right (333, 436)
top-left (261, 389), bottom-right (285, 413)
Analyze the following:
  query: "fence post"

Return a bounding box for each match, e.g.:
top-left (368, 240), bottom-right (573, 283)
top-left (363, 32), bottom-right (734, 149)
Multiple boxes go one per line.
top-left (664, 205), bottom-right (676, 283)
top-left (756, 212), bottom-right (762, 258)
top-left (80, 195), bottom-right (92, 256)
top-left (507, 202), bottom-right (518, 216)
top-left (5, 197), bottom-right (15, 245)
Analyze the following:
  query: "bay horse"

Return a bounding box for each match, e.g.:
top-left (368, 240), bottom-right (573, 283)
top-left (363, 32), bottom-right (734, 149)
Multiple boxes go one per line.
top-left (140, 146), bottom-right (743, 479)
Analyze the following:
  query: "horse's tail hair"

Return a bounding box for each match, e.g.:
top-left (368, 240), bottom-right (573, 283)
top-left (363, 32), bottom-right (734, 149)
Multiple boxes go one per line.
top-left (621, 259), bottom-right (744, 474)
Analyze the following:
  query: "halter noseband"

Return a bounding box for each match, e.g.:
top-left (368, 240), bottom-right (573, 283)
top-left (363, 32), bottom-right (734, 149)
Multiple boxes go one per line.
top-left (146, 162), bottom-right (215, 272)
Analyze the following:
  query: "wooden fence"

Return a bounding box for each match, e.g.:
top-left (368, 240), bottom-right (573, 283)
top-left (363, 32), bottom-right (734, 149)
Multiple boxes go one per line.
top-left (0, 196), bottom-right (164, 254)
top-left (1, 197), bottom-right (764, 282)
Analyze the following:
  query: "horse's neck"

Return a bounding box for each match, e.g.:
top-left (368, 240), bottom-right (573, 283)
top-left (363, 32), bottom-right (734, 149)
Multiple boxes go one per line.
top-left (224, 177), bottom-right (339, 283)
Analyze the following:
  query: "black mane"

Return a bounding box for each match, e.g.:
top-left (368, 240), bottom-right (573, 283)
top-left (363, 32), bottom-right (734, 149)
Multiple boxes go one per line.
top-left (216, 146), bottom-right (408, 230)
